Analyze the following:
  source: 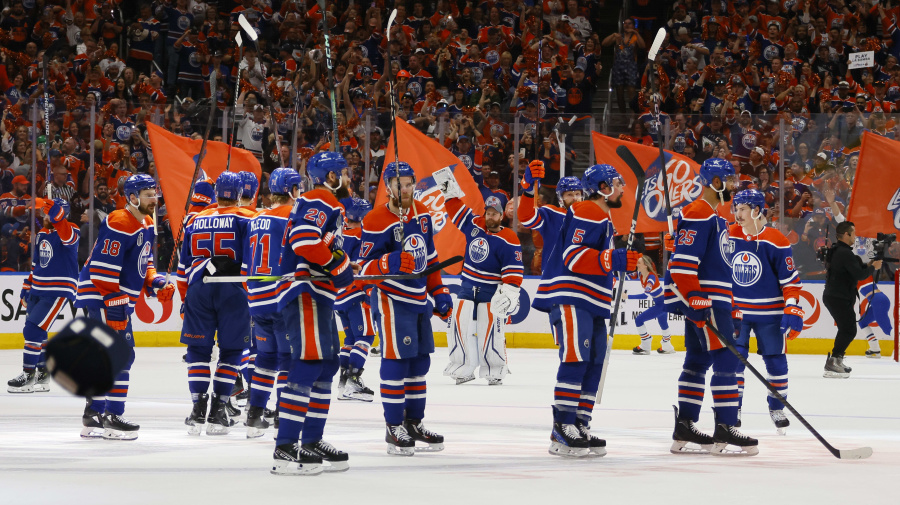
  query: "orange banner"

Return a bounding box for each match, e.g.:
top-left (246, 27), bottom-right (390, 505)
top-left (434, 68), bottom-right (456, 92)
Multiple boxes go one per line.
top-left (847, 131), bottom-right (900, 238)
top-left (146, 123), bottom-right (261, 237)
top-left (592, 132), bottom-right (733, 234)
top-left (377, 120), bottom-right (484, 274)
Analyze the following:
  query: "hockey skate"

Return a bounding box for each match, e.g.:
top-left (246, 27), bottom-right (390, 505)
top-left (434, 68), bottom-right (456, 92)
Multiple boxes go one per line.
top-left (302, 440), bottom-right (349, 472)
top-left (271, 443), bottom-right (324, 476)
top-left (575, 419), bottom-right (607, 457)
top-left (487, 378), bottom-right (503, 386)
top-left (549, 422), bottom-right (590, 457)
top-left (264, 408), bottom-right (276, 419)
top-left (454, 374), bottom-right (475, 385)
top-left (226, 397), bottom-right (242, 418)
top-left (823, 353), bottom-right (850, 378)
top-left (337, 368), bottom-right (348, 394)
top-left (185, 393), bottom-right (209, 436)
top-left (734, 409), bottom-right (742, 428)
top-left (245, 406), bottom-right (270, 439)
top-left (866, 349), bottom-right (881, 359)
top-left (670, 406), bottom-right (714, 455)
top-left (770, 409), bottom-right (790, 435)
top-left (405, 418), bottom-right (445, 452)
top-left (632, 346), bottom-right (650, 355)
top-left (7, 370), bottom-right (35, 393)
top-left (81, 401), bottom-right (105, 438)
top-left (102, 414), bottom-right (139, 441)
top-left (657, 339), bottom-right (675, 354)
top-left (206, 396), bottom-right (232, 435)
top-left (33, 368), bottom-right (50, 392)
top-left (235, 388), bottom-right (249, 408)
top-left (340, 369), bottom-right (374, 402)
top-left (370, 345), bottom-right (382, 357)
top-left (712, 423), bottom-right (758, 456)
top-left (385, 423), bottom-right (416, 456)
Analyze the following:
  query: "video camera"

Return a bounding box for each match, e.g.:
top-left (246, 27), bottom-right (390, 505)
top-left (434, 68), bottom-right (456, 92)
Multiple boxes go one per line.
top-left (872, 232), bottom-right (897, 262)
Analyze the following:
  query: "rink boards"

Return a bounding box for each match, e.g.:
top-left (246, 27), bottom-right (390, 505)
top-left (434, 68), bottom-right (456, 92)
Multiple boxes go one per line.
top-left (0, 274), bottom-right (893, 356)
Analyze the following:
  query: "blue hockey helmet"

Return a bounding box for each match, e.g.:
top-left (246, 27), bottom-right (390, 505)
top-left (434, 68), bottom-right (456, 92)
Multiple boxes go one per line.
top-left (555, 176), bottom-right (584, 203)
top-left (698, 157), bottom-right (736, 187)
top-left (582, 164), bottom-right (624, 198)
top-left (52, 198), bottom-right (70, 219)
top-left (215, 171), bottom-right (243, 201)
top-left (307, 151), bottom-right (347, 186)
top-left (239, 171), bottom-right (259, 199)
top-left (344, 197), bottom-right (373, 222)
top-left (124, 173), bottom-right (157, 203)
top-left (268, 167), bottom-right (303, 195)
top-left (733, 189), bottom-right (767, 217)
top-left (382, 161), bottom-right (416, 187)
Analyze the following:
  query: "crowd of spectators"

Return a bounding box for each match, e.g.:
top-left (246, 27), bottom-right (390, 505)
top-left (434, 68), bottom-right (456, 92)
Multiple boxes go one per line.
top-left (610, 0), bottom-right (900, 279)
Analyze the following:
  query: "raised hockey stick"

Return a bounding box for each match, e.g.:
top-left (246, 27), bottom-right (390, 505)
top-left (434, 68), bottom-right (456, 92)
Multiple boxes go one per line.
top-left (596, 146), bottom-right (647, 405)
top-left (239, 14), bottom-right (282, 161)
top-left (317, 0), bottom-right (339, 152)
top-left (384, 8), bottom-right (415, 238)
top-left (226, 33), bottom-right (245, 173)
top-left (647, 27), bottom-right (675, 236)
top-left (669, 286), bottom-right (873, 460)
top-left (202, 255), bottom-right (463, 284)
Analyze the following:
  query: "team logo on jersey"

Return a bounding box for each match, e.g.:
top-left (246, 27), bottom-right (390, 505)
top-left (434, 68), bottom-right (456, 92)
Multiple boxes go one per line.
top-left (177, 16), bottom-right (191, 30)
top-left (403, 336), bottom-right (411, 345)
top-left (719, 228), bottom-right (733, 266)
top-left (539, 102), bottom-right (547, 119)
top-left (116, 125), bottom-right (133, 141)
top-left (583, 339), bottom-right (590, 348)
top-left (568, 88), bottom-right (583, 106)
top-left (763, 45), bottom-right (780, 62)
top-left (792, 117), bottom-right (807, 133)
top-left (741, 133), bottom-right (757, 150)
top-left (403, 234), bottom-right (428, 273)
top-left (137, 232), bottom-right (143, 246)
top-left (887, 188), bottom-right (900, 229)
top-left (251, 124), bottom-right (264, 142)
top-left (732, 251), bottom-right (762, 287)
top-left (189, 52), bottom-right (201, 67)
top-left (472, 67), bottom-right (484, 83)
top-left (360, 45), bottom-right (369, 59)
top-left (468, 237), bottom-right (490, 263)
top-left (458, 154), bottom-right (473, 169)
top-left (38, 240), bottom-right (53, 268)
top-left (486, 50), bottom-right (500, 66)
top-left (673, 136), bottom-right (686, 153)
top-left (407, 81), bottom-right (422, 98)
top-left (41, 98), bottom-right (55, 117)
top-left (138, 241), bottom-right (152, 278)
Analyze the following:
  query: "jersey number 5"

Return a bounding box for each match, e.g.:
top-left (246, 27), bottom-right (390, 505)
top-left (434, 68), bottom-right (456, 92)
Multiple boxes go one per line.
top-left (191, 232), bottom-right (237, 260)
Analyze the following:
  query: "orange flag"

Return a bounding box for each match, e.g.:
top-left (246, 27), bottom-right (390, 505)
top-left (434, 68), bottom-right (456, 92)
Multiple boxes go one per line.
top-left (377, 120), bottom-right (484, 274)
top-left (146, 123), bottom-right (262, 236)
top-left (847, 131), bottom-right (900, 238)
top-left (592, 132), bottom-right (733, 234)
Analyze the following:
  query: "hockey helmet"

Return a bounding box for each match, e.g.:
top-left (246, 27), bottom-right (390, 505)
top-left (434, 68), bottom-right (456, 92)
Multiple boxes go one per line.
top-left (307, 151), bottom-right (347, 186)
top-left (698, 157), bottom-right (736, 187)
top-left (344, 197), bottom-right (373, 222)
top-left (124, 174), bottom-right (158, 204)
top-left (555, 176), bottom-right (584, 203)
top-left (582, 164), bottom-right (624, 198)
top-left (215, 171), bottom-right (243, 201)
top-left (269, 167), bottom-right (303, 195)
top-left (382, 161), bottom-right (416, 196)
top-left (239, 171), bottom-right (259, 199)
top-left (733, 189), bottom-right (767, 217)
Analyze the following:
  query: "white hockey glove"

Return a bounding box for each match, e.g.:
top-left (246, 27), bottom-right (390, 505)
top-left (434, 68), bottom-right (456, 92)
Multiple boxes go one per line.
top-left (432, 166), bottom-right (465, 199)
top-left (490, 283), bottom-right (521, 317)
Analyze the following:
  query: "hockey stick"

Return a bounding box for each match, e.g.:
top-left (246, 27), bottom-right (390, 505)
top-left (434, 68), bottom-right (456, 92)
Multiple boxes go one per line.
top-left (670, 287), bottom-right (873, 460)
top-left (316, 0), bottom-right (339, 152)
top-left (554, 116), bottom-right (577, 178)
top-left (384, 8), bottom-right (415, 239)
top-left (647, 28), bottom-right (675, 236)
top-left (202, 255), bottom-right (463, 284)
top-left (596, 146), bottom-right (647, 405)
top-left (534, 30), bottom-right (542, 210)
top-left (165, 68), bottom-right (219, 277)
top-left (226, 33), bottom-right (245, 173)
top-left (238, 14), bottom-right (282, 161)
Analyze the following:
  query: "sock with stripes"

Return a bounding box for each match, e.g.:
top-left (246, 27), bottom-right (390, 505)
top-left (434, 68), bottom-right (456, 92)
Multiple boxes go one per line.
top-left (861, 326), bottom-right (880, 352)
top-left (553, 361), bottom-right (588, 425)
top-left (104, 348), bottom-right (135, 415)
top-left (185, 346), bottom-right (213, 402)
top-left (404, 354), bottom-right (430, 420)
top-left (22, 321), bottom-right (44, 372)
top-left (249, 351), bottom-right (277, 408)
top-left (380, 358), bottom-right (409, 425)
top-left (277, 359), bottom-right (324, 446)
top-left (735, 345), bottom-right (749, 409)
top-left (676, 368), bottom-right (706, 422)
top-left (576, 361), bottom-right (603, 424)
top-left (636, 324), bottom-right (651, 350)
top-left (763, 354), bottom-right (789, 411)
top-left (300, 358), bottom-right (338, 444)
top-left (212, 349), bottom-right (243, 402)
top-left (349, 336), bottom-right (375, 371)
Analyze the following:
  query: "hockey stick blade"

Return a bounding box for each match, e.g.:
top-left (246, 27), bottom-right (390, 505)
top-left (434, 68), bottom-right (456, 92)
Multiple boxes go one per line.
top-left (238, 14), bottom-right (258, 41)
top-left (204, 256), bottom-right (463, 284)
top-left (696, 303), bottom-right (873, 460)
top-left (647, 28), bottom-right (667, 62)
top-left (387, 9), bottom-right (398, 41)
top-left (615, 145), bottom-right (647, 180)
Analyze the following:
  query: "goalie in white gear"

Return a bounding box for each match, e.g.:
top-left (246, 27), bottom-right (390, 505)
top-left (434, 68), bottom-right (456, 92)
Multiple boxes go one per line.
top-left (442, 190), bottom-right (524, 385)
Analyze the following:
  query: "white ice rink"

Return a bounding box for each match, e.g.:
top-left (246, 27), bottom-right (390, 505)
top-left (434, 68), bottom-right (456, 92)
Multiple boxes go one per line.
top-left (1, 347), bottom-right (897, 504)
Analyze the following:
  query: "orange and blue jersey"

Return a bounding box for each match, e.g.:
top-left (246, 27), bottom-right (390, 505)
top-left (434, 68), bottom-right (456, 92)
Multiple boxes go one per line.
top-left (446, 198), bottom-right (523, 300)
top-left (516, 193), bottom-right (568, 264)
top-left (277, 189), bottom-right (346, 310)
top-left (532, 201), bottom-right (617, 316)
top-left (358, 200), bottom-right (443, 313)
top-left (245, 205), bottom-right (291, 316)
top-left (334, 226), bottom-right (365, 311)
top-left (729, 223), bottom-right (801, 320)
top-left (640, 272), bottom-right (664, 304)
top-left (664, 198), bottom-right (733, 311)
top-left (176, 205), bottom-right (256, 296)
top-left (75, 209), bottom-right (156, 310)
top-left (24, 218), bottom-right (80, 301)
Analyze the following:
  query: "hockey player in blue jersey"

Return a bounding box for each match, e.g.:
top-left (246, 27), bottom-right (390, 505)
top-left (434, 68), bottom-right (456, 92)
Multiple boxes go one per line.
top-left (443, 194), bottom-right (524, 385)
top-left (8, 199), bottom-right (79, 393)
top-left (517, 159), bottom-right (583, 270)
top-left (76, 174), bottom-right (175, 440)
top-left (665, 158), bottom-right (758, 456)
top-left (178, 171), bottom-right (257, 436)
top-left (533, 164), bottom-right (641, 458)
top-left (232, 170), bottom-right (260, 409)
top-left (632, 255), bottom-right (674, 355)
top-left (335, 196), bottom-right (377, 402)
top-left (358, 161), bottom-right (452, 456)
top-left (858, 275), bottom-right (892, 359)
top-left (244, 168), bottom-right (303, 438)
top-left (270, 152), bottom-right (355, 475)
top-left (729, 189), bottom-right (804, 436)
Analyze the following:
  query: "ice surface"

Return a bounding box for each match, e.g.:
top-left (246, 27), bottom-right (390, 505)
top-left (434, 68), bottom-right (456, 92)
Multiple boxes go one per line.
top-left (1, 347), bottom-right (897, 504)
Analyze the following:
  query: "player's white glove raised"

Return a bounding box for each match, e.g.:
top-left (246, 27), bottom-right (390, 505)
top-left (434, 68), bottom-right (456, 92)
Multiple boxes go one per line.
top-left (432, 166), bottom-right (465, 199)
top-left (490, 283), bottom-right (521, 317)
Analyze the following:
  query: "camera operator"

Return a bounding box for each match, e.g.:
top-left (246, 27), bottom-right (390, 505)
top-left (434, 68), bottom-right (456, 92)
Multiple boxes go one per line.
top-left (822, 221), bottom-right (882, 378)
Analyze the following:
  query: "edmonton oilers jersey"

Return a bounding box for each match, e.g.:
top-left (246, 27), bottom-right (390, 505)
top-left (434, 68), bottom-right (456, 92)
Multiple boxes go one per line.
top-left (245, 205), bottom-right (291, 316)
top-left (334, 226), bottom-right (365, 311)
top-left (358, 200), bottom-right (441, 314)
top-left (729, 223), bottom-right (801, 320)
top-left (176, 205), bottom-right (256, 292)
top-left (446, 198), bottom-right (523, 300)
top-left (27, 223), bottom-right (80, 300)
top-left (518, 196), bottom-right (567, 267)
